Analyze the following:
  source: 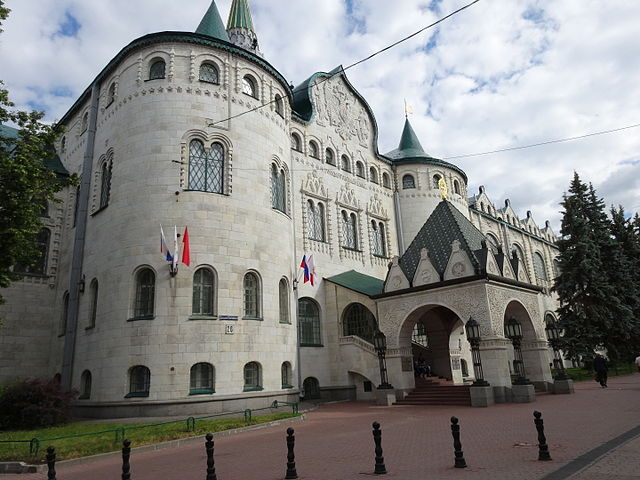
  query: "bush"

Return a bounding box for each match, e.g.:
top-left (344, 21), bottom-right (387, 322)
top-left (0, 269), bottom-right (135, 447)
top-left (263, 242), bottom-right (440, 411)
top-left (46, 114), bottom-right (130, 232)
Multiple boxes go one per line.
top-left (0, 378), bottom-right (77, 430)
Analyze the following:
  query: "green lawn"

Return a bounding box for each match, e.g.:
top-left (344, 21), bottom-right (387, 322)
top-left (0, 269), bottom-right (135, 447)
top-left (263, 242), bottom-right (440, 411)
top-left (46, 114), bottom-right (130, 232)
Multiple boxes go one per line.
top-left (0, 412), bottom-right (299, 463)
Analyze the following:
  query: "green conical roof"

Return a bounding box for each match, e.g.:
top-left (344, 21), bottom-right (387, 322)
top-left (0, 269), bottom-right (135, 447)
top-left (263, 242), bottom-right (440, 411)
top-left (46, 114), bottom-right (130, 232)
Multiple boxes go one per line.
top-left (196, 0), bottom-right (229, 41)
top-left (385, 118), bottom-right (429, 159)
top-left (227, 0), bottom-right (255, 31)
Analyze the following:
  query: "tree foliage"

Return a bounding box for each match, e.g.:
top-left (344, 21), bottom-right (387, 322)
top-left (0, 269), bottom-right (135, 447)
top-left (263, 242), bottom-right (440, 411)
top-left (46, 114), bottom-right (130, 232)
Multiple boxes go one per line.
top-left (0, 1), bottom-right (73, 304)
top-left (553, 172), bottom-right (640, 362)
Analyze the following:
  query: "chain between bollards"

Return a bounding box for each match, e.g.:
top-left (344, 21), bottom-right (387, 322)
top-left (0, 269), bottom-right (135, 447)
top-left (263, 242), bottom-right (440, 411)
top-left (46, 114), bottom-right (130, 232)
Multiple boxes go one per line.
top-left (205, 433), bottom-right (217, 480)
top-left (121, 439), bottom-right (131, 480)
top-left (372, 421), bottom-right (387, 474)
top-left (285, 427), bottom-right (298, 479)
top-left (46, 446), bottom-right (56, 480)
top-left (450, 417), bottom-right (467, 468)
top-left (533, 411), bottom-right (552, 461)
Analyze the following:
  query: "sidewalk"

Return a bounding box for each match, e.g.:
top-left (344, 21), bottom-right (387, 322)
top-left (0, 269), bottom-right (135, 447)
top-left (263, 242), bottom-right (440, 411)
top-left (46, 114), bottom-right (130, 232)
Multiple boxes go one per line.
top-left (4, 374), bottom-right (640, 479)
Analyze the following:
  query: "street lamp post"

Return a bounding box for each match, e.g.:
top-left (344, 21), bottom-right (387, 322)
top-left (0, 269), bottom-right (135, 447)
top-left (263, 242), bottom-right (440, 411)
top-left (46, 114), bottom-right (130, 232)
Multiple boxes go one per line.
top-left (545, 319), bottom-right (568, 380)
top-left (465, 317), bottom-right (489, 386)
top-left (373, 330), bottom-right (393, 389)
top-left (505, 316), bottom-right (530, 385)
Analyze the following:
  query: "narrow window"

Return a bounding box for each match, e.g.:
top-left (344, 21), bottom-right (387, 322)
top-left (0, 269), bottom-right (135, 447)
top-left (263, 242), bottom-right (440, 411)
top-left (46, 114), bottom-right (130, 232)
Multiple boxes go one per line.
top-left (79, 370), bottom-right (92, 399)
top-left (355, 161), bottom-right (365, 178)
top-left (106, 82), bottom-right (116, 106)
top-left (534, 252), bottom-right (547, 281)
top-left (242, 75), bottom-right (257, 98)
top-left (199, 63), bottom-right (219, 84)
top-left (134, 268), bottom-right (155, 319)
top-left (271, 164), bottom-right (286, 213)
top-left (61, 136), bottom-right (66, 152)
top-left (299, 298), bottom-right (321, 346)
top-left (99, 160), bottom-right (112, 209)
top-left (73, 184), bottom-right (81, 227)
top-left (454, 179), bottom-right (461, 195)
top-left (307, 200), bottom-right (325, 242)
top-left (308, 141), bottom-right (319, 158)
top-left (188, 140), bottom-right (224, 194)
top-left (433, 174), bottom-right (442, 189)
top-left (81, 112), bottom-right (89, 133)
top-left (243, 272), bottom-right (260, 318)
top-left (341, 155), bottom-right (351, 172)
top-left (127, 366), bottom-right (150, 397)
top-left (369, 167), bottom-right (378, 184)
top-left (60, 291), bottom-right (69, 336)
top-left (275, 94), bottom-right (284, 117)
top-left (88, 278), bottom-right (98, 328)
top-left (372, 221), bottom-right (386, 257)
top-left (291, 133), bottom-right (302, 151)
top-left (190, 363), bottom-right (214, 394)
top-left (382, 172), bottom-right (391, 189)
top-left (279, 278), bottom-right (290, 324)
top-left (243, 362), bottom-right (262, 391)
top-left (402, 174), bottom-right (415, 189)
top-left (325, 148), bottom-right (335, 166)
top-left (192, 268), bottom-right (214, 316)
top-left (149, 59), bottom-right (166, 80)
top-left (342, 210), bottom-right (357, 249)
top-left (281, 362), bottom-right (292, 388)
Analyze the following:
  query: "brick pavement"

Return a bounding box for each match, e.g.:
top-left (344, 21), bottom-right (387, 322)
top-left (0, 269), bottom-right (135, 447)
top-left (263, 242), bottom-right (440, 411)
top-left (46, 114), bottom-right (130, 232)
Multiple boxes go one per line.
top-left (4, 374), bottom-right (640, 480)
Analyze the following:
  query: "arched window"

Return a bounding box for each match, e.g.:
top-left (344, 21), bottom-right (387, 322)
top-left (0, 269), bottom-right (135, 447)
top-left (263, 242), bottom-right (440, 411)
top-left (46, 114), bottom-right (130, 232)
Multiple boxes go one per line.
top-left (402, 174), bottom-right (415, 189)
top-left (133, 268), bottom-right (155, 319)
top-left (149, 59), bottom-right (166, 80)
top-left (274, 94), bottom-right (284, 117)
top-left (81, 111), bottom-right (89, 132)
top-left (243, 272), bottom-right (261, 318)
top-left (382, 172), bottom-right (391, 189)
top-left (88, 278), bottom-right (98, 328)
top-left (341, 210), bottom-right (358, 249)
top-left (325, 148), bottom-right (335, 166)
top-left (60, 290), bottom-right (69, 336)
top-left (99, 159), bottom-right (112, 209)
top-left (127, 365), bottom-right (150, 397)
top-left (271, 164), bottom-right (286, 213)
top-left (461, 359), bottom-right (469, 377)
top-left (303, 377), bottom-right (320, 399)
top-left (106, 82), bottom-right (116, 106)
top-left (281, 362), bottom-right (292, 388)
top-left (341, 155), bottom-right (351, 172)
top-left (369, 167), bottom-right (378, 184)
top-left (371, 220), bottom-right (386, 257)
top-left (243, 362), bottom-right (262, 391)
top-left (79, 370), bottom-right (92, 399)
top-left (188, 140), bottom-right (224, 194)
top-left (412, 321), bottom-right (428, 347)
top-left (308, 141), bottom-right (319, 158)
top-left (533, 252), bottom-right (547, 281)
top-left (190, 363), bottom-right (214, 394)
top-left (355, 161), bottom-right (365, 178)
top-left (199, 63), bottom-right (219, 83)
top-left (299, 298), bottom-right (321, 346)
top-left (279, 278), bottom-right (290, 324)
top-left (61, 136), bottom-right (66, 152)
top-left (433, 174), bottom-right (442, 189)
top-left (342, 303), bottom-right (377, 343)
top-left (485, 233), bottom-right (500, 254)
top-left (454, 179), bottom-right (461, 195)
top-left (192, 267), bottom-right (215, 316)
top-left (291, 133), bottom-right (302, 151)
top-left (307, 200), bottom-right (325, 242)
top-left (242, 75), bottom-right (257, 98)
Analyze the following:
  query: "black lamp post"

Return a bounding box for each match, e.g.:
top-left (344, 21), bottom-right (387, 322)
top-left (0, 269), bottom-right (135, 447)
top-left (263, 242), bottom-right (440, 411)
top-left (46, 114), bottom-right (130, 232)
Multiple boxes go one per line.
top-left (545, 319), bottom-right (568, 380)
top-left (465, 317), bottom-right (489, 386)
top-left (505, 316), bottom-right (530, 385)
top-left (373, 330), bottom-right (393, 389)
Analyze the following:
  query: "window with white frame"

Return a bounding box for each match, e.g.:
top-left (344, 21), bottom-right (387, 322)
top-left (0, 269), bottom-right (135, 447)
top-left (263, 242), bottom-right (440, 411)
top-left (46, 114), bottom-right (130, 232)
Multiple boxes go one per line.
top-left (106, 82), bottom-right (116, 106)
top-left (371, 220), bottom-right (386, 257)
top-left (341, 210), bottom-right (358, 249)
top-left (291, 133), bottom-right (302, 151)
top-left (433, 174), bottom-right (442, 189)
top-left (188, 140), bottom-right (224, 194)
top-left (307, 200), bottom-right (326, 242)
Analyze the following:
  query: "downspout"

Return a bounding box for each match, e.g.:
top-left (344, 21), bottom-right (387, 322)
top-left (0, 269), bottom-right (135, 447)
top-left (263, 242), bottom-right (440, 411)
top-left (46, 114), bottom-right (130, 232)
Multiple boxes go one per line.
top-left (61, 83), bottom-right (100, 390)
top-left (392, 165), bottom-right (405, 255)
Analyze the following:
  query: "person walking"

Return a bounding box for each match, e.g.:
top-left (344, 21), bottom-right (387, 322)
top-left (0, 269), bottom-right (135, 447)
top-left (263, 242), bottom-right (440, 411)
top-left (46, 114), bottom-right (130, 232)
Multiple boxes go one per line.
top-left (635, 354), bottom-right (640, 373)
top-left (593, 354), bottom-right (608, 388)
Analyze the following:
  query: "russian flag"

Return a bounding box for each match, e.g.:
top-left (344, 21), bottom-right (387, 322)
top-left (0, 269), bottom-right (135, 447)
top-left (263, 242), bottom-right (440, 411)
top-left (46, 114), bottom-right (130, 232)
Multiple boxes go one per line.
top-left (160, 225), bottom-right (173, 262)
top-left (300, 255), bottom-right (310, 284)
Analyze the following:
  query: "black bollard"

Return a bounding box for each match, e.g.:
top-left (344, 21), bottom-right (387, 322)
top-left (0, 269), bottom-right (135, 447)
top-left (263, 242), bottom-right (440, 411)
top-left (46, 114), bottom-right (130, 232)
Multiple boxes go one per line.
top-left (450, 417), bottom-right (467, 468)
top-left (285, 427), bottom-right (298, 479)
top-left (533, 411), bottom-right (552, 461)
top-left (372, 421), bottom-right (387, 475)
top-left (205, 433), bottom-right (218, 480)
top-left (122, 439), bottom-right (131, 480)
top-left (46, 446), bottom-right (56, 480)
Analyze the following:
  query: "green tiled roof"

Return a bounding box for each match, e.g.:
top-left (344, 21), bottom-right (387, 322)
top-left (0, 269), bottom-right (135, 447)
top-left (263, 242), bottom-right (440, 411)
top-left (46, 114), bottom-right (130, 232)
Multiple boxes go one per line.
top-left (196, 0), bottom-right (229, 41)
top-left (227, 0), bottom-right (255, 31)
top-left (0, 124), bottom-right (19, 141)
top-left (325, 270), bottom-right (385, 297)
top-left (399, 200), bottom-right (486, 282)
top-left (1, 125), bottom-right (68, 176)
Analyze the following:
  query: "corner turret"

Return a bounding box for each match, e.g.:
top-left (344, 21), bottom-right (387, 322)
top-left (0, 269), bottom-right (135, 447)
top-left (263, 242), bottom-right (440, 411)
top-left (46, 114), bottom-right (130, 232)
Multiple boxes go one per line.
top-left (226, 0), bottom-right (262, 57)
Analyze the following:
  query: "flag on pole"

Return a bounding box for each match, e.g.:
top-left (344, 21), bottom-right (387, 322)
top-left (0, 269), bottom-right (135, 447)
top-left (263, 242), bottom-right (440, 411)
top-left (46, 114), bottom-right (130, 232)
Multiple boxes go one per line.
top-left (160, 225), bottom-right (173, 262)
top-left (172, 225), bottom-right (179, 273)
top-left (182, 227), bottom-right (191, 266)
top-left (300, 255), bottom-right (310, 284)
top-left (307, 255), bottom-right (316, 286)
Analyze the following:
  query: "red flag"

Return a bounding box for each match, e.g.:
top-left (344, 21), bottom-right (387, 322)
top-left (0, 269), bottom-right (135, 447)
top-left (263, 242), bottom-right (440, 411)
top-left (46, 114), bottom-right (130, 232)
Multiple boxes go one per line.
top-left (182, 227), bottom-right (191, 266)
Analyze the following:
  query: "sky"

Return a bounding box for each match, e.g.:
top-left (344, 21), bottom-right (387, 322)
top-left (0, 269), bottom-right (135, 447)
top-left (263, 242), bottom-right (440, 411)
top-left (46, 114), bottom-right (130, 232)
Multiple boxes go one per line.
top-left (1, 0), bottom-right (639, 231)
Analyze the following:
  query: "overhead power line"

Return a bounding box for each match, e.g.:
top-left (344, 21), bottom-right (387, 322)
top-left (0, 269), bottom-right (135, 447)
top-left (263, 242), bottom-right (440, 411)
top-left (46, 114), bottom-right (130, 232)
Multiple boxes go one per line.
top-left (209, 0), bottom-right (481, 126)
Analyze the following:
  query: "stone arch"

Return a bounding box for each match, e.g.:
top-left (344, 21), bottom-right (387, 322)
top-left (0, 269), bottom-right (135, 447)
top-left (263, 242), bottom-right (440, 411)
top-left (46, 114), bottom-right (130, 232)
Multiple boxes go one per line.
top-left (302, 376), bottom-right (321, 399)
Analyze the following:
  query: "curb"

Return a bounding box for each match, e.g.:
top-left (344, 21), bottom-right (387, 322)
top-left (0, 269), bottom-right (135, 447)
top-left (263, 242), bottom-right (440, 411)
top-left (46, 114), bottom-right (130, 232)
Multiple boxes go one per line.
top-left (1, 413), bottom-right (306, 474)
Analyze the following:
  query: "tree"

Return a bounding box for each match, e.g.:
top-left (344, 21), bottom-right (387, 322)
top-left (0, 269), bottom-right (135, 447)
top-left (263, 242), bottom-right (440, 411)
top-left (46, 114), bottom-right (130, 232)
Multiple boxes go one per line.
top-left (0, 1), bottom-right (73, 305)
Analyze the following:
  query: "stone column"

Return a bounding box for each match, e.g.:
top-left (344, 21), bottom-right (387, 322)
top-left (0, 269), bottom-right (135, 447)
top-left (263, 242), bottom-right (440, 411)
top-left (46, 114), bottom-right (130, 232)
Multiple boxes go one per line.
top-left (522, 340), bottom-right (554, 389)
top-left (478, 337), bottom-right (512, 403)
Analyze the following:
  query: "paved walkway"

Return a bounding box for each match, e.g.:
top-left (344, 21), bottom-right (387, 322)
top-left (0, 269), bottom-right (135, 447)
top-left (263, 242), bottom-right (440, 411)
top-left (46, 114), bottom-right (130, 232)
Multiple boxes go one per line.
top-left (5, 374), bottom-right (640, 479)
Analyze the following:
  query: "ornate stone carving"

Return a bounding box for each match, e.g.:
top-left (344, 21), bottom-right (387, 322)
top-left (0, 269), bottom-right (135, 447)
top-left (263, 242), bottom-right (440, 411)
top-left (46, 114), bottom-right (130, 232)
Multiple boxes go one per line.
top-left (413, 248), bottom-right (439, 287)
top-left (336, 185), bottom-right (359, 210)
top-left (383, 256), bottom-right (410, 293)
top-left (301, 171), bottom-right (329, 199)
top-left (444, 240), bottom-right (474, 281)
top-left (486, 285), bottom-right (543, 338)
top-left (367, 194), bottom-right (388, 219)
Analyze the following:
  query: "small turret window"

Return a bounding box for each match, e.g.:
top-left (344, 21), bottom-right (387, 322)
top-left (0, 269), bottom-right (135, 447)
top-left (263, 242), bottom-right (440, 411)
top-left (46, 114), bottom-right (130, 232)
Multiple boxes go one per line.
top-left (433, 174), bottom-right (442, 189)
top-left (199, 63), bottom-right (219, 84)
top-left (402, 174), bottom-right (415, 189)
top-left (242, 75), bottom-right (257, 98)
top-left (149, 59), bottom-right (166, 80)
top-left (274, 94), bottom-right (284, 117)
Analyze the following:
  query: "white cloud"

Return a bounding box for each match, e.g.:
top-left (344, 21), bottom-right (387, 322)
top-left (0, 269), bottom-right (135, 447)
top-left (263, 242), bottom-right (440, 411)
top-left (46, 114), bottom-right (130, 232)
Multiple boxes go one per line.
top-left (2, 0), bottom-right (639, 230)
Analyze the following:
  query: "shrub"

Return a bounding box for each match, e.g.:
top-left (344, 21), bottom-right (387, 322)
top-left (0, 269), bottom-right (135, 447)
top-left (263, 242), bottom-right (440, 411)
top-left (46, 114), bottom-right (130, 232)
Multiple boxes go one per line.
top-left (0, 378), bottom-right (77, 430)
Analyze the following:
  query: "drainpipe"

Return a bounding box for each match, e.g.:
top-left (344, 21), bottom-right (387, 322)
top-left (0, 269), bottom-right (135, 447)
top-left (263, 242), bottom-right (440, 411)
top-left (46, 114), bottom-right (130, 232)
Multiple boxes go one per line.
top-left (392, 166), bottom-right (405, 255)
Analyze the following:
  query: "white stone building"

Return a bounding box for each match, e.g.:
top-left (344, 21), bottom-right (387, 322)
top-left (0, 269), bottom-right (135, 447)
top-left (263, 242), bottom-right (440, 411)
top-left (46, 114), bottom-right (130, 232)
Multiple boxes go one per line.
top-left (0, 0), bottom-right (563, 416)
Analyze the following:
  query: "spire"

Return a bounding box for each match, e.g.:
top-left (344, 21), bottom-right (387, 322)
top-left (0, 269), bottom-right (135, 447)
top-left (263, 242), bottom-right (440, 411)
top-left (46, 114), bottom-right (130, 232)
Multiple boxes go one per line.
top-left (398, 118), bottom-right (427, 155)
top-left (195, 0), bottom-right (229, 41)
top-left (226, 0), bottom-right (262, 57)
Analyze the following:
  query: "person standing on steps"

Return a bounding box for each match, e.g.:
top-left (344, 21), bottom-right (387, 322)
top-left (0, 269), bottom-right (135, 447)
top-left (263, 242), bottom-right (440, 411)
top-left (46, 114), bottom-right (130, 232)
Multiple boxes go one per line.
top-left (593, 354), bottom-right (608, 388)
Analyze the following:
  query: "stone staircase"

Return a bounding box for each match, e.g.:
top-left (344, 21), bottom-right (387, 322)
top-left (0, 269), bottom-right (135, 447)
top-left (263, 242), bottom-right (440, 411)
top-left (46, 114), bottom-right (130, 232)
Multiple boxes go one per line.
top-left (394, 377), bottom-right (472, 406)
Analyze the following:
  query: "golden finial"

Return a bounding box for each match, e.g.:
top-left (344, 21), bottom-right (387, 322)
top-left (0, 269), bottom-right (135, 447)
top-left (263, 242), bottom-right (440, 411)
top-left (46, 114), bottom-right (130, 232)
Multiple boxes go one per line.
top-left (438, 177), bottom-right (448, 200)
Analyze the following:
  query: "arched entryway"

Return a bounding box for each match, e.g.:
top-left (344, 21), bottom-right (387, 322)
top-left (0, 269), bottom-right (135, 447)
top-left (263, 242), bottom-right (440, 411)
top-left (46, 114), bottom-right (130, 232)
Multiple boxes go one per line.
top-left (303, 376), bottom-right (321, 399)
